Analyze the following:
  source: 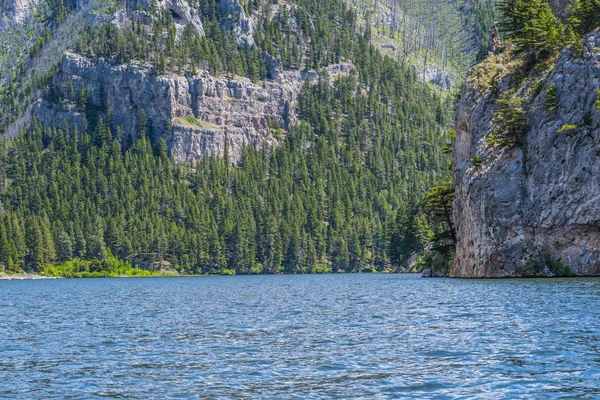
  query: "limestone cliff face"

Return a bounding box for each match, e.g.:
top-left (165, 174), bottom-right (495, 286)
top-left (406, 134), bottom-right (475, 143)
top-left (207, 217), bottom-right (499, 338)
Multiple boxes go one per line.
top-left (34, 52), bottom-right (355, 163)
top-left (452, 31), bottom-right (600, 277)
top-left (0, 0), bottom-right (39, 31)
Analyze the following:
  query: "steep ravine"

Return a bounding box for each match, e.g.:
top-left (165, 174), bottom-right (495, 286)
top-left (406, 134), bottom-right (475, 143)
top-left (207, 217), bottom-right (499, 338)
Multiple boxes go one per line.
top-left (451, 31), bottom-right (600, 277)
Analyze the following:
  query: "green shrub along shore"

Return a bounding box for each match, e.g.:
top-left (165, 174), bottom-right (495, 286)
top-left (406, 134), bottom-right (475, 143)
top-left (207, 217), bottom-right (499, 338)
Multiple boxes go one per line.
top-left (40, 251), bottom-right (179, 278)
top-left (36, 249), bottom-right (337, 278)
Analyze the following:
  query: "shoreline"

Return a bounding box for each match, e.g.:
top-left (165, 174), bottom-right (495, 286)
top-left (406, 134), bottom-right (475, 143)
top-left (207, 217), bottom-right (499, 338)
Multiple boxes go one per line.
top-left (0, 271), bottom-right (421, 280)
top-left (0, 272), bottom-right (59, 280)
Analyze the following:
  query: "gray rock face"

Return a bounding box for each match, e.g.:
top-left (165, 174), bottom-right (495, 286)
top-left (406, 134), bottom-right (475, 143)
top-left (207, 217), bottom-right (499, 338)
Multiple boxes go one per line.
top-left (0, 0), bottom-right (39, 31)
top-left (452, 32), bottom-right (600, 277)
top-left (418, 68), bottom-right (452, 91)
top-left (33, 52), bottom-right (355, 164)
top-left (89, 0), bottom-right (203, 37)
top-left (549, 0), bottom-right (571, 22)
top-left (160, 0), bottom-right (203, 37)
top-left (488, 23), bottom-right (502, 54)
top-left (219, 0), bottom-right (254, 47)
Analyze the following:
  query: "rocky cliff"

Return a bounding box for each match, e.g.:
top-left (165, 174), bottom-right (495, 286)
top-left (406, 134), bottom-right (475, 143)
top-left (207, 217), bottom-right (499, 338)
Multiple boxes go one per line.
top-left (0, 0), bottom-right (39, 31)
top-left (452, 31), bottom-right (600, 277)
top-left (549, 0), bottom-right (571, 21)
top-left (33, 52), bottom-right (355, 163)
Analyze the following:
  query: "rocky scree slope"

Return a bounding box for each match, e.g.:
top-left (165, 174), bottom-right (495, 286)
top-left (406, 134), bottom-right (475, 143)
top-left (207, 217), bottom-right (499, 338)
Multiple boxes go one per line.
top-left (452, 31), bottom-right (600, 277)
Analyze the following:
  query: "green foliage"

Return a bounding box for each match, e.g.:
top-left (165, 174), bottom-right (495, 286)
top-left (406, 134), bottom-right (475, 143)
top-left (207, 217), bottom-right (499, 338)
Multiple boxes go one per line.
top-left (553, 264), bottom-right (576, 277)
top-left (42, 250), bottom-right (178, 278)
top-left (73, 0), bottom-right (355, 80)
top-left (184, 115), bottom-right (201, 126)
top-left (74, 9), bottom-right (269, 80)
top-left (442, 128), bottom-right (456, 154)
top-left (416, 245), bottom-right (454, 275)
top-left (423, 183), bottom-right (456, 242)
top-left (498, 0), bottom-right (565, 59)
top-left (521, 250), bottom-right (575, 277)
top-left (365, 0), bottom-right (497, 76)
top-left (498, 0), bottom-right (599, 63)
top-left (485, 135), bottom-right (496, 146)
top-left (0, 0), bottom-right (81, 132)
top-left (568, 0), bottom-right (600, 35)
top-left (0, 43), bottom-right (450, 276)
top-left (596, 90), bottom-right (600, 110)
top-left (0, 0), bottom-right (454, 275)
top-left (491, 88), bottom-right (528, 146)
top-left (471, 154), bottom-right (482, 166)
top-left (520, 258), bottom-right (543, 276)
top-left (545, 85), bottom-right (557, 110)
top-left (219, 268), bottom-right (237, 276)
top-left (558, 124), bottom-right (577, 133)
top-left (36, 0), bottom-right (75, 26)
top-left (417, 182), bottom-right (456, 274)
top-left (528, 78), bottom-right (543, 99)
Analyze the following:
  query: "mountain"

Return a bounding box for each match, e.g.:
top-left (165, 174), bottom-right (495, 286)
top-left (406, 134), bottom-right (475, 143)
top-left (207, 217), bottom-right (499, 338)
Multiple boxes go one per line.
top-left (0, 0), bottom-right (463, 275)
top-left (349, 0), bottom-right (497, 89)
top-left (451, 0), bottom-right (600, 277)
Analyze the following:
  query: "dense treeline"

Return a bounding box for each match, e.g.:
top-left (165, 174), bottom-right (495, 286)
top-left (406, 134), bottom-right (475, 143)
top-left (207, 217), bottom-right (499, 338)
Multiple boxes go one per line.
top-left (498, 0), bottom-right (600, 60)
top-left (0, 41), bottom-right (450, 276)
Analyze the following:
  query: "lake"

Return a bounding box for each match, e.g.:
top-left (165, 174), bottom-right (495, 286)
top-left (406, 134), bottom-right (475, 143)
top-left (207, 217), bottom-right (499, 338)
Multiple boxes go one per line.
top-left (1, 274), bottom-right (599, 398)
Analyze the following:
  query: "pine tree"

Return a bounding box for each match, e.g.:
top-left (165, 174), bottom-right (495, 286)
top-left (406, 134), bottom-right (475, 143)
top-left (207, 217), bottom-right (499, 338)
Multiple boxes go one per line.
top-left (499, 0), bottom-right (565, 59)
top-left (491, 88), bottom-right (528, 145)
top-left (0, 216), bottom-right (9, 270)
top-left (56, 231), bottom-right (74, 262)
top-left (568, 0), bottom-right (600, 34)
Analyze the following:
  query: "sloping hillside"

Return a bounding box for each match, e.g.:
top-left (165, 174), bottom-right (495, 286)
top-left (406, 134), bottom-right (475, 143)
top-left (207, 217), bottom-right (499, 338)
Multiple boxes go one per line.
top-left (349, 0), bottom-right (497, 87)
top-left (0, 0), bottom-right (455, 275)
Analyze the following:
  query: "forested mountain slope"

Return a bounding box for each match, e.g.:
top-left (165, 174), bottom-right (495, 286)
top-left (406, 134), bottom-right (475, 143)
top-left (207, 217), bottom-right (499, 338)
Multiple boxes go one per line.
top-left (349, 0), bottom-right (497, 87)
top-left (0, 0), bottom-right (456, 275)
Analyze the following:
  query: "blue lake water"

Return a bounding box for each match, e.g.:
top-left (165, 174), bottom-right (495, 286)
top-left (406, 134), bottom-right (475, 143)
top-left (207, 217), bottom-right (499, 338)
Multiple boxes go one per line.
top-left (1, 274), bottom-right (599, 398)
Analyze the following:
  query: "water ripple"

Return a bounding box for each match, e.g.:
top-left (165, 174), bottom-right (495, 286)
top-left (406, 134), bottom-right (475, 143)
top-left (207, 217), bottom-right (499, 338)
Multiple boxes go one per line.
top-left (1, 274), bottom-right (600, 398)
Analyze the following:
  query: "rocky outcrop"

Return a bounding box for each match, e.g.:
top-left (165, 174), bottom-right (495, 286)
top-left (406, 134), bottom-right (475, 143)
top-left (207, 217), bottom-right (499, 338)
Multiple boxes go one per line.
top-left (418, 68), bottom-right (452, 91)
top-left (451, 31), bottom-right (600, 277)
top-left (549, 0), bottom-right (571, 22)
top-left (159, 0), bottom-right (203, 36)
top-left (87, 0), bottom-right (203, 36)
top-left (0, 0), bottom-right (39, 31)
top-left (33, 52), bottom-right (355, 164)
top-left (219, 0), bottom-right (254, 47)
